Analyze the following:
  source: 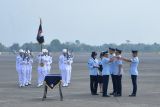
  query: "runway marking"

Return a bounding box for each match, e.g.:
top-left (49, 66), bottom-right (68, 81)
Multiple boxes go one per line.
top-left (0, 100), bottom-right (7, 103)
top-left (151, 92), bottom-right (160, 94)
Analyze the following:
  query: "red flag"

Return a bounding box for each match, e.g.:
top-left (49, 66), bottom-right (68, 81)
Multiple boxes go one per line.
top-left (37, 18), bottom-right (44, 44)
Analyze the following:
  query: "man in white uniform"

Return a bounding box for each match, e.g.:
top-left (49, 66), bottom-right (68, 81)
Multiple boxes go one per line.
top-left (59, 49), bottom-right (71, 87)
top-left (122, 50), bottom-right (139, 97)
top-left (37, 49), bottom-right (48, 87)
top-left (46, 51), bottom-right (52, 74)
top-left (25, 50), bottom-right (33, 86)
top-left (67, 52), bottom-right (73, 84)
top-left (19, 51), bottom-right (28, 87)
top-left (16, 49), bottom-right (24, 87)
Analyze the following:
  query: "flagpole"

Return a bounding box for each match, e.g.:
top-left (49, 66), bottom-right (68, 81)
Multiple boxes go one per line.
top-left (41, 43), bottom-right (43, 52)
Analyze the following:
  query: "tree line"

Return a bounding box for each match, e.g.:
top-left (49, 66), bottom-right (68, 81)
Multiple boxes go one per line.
top-left (0, 39), bottom-right (160, 52)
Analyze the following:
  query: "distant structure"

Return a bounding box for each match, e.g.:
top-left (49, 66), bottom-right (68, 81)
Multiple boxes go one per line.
top-left (126, 40), bottom-right (131, 44)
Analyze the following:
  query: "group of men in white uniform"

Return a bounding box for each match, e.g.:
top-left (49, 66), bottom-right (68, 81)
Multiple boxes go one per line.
top-left (88, 48), bottom-right (139, 97)
top-left (16, 48), bottom-right (73, 88)
top-left (16, 49), bottom-right (33, 87)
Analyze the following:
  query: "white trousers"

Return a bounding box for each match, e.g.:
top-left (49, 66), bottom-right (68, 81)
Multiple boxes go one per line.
top-left (68, 67), bottom-right (72, 83)
top-left (26, 66), bottom-right (32, 84)
top-left (60, 68), bottom-right (69, 86)
top-left (46, 65), bottom-right (51, 74)
top-left (37, 66), bottom-right (47, 85)
top-left (20, 66), bottom-right (27, 86)
top-left (16, 67), bottom-right (22, 85)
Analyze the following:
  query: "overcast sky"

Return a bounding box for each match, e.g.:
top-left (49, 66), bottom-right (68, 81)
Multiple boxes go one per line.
top-left (0, 0), bottom-right (160, 46)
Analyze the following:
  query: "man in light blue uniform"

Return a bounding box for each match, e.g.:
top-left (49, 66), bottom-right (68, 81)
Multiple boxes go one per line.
top-left (88, 52), bottom-right (99, 95)
top-left (122, 50), bottom-right (139, 97)
top-left (108, 47), bottom-right (116, 95)
top-left (101, 51), bottom-right (113, 97)
top-left (98, 52), bottom-right (104, 93)
top-left (113, 49), bottom-right (123, 97)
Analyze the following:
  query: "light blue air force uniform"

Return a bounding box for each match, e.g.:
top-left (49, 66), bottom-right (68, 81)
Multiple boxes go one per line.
top-left (113, 57), bottom-right (123, 75)
top-left (88, 58), bottom-right (99, 75)
top-left (109, 54), bottom-right (115, 74)
top-left (101, 57), bottom-right (110, 75)
top-left (130, 57), bottom-right (139, 75)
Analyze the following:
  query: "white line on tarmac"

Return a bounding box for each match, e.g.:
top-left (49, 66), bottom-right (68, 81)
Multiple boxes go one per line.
top-left (151, 92), bottom-right (160, 94)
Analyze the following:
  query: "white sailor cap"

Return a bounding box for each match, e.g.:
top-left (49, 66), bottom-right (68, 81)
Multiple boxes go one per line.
top-left (42, 49), bottom-right (45, 53)
top-left (45, 49), bottom-right (48, 53)
top-left (19, 49), bottom-right (24, 53)
top-left (42, 49), bottom-right (48, 53)
top-left (62, 49), bottom-right (67, 53)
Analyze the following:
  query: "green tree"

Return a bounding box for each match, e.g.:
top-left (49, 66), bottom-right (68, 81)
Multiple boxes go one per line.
top-left (49, 39), bottom-right (62, 51)
top-left (9, 43), bottom-right (20, 51)
top-left (75, 40), bottom-right (80, 46)
top-left (0, 43), bottom-right (7, 52)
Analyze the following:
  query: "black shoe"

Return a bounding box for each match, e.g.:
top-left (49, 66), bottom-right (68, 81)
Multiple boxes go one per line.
top-left (114, 94), bottom-right (121, 97)
top-left (91, 93), bottom-right (99, 95)
top-left (129, 94), bottom-right (136, 97)
top-left (92, 93), bottom-right (99, 95)
top-left (102, 95), bottom-right (110, 97)
top-left (110, 92), bottom-right (114, 95)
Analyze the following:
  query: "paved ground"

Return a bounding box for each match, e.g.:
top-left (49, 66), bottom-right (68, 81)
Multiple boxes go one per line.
top-left (0, 52), bottom-right (160, 107)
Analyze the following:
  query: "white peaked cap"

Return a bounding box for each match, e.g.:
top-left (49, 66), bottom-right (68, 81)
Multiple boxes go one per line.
top-left (19, 49), bottom-right (24, 53)
top-left (42, 49), bottom-right (45, 53)
top-left (68, 52), bottom-right (71, 55)
top-left (62, 49), bottom-right (67, 53)
top-left (42, 49), bottom-right (48, 53)
top-left (45, 49), bottom-right (48, 53)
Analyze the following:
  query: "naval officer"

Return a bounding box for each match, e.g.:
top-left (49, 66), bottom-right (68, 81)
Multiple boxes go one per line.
top-left (59, 49), bottom-right (72, 87)
top-left (36, 49), bottom-right (48, 87)
top-left (16, 49), bottom-right (24, 87)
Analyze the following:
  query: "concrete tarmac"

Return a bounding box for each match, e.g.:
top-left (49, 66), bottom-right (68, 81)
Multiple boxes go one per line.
top-left (0, 52), bottom-right (160, 107)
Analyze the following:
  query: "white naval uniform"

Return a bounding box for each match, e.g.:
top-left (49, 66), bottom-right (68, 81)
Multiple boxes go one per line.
top-left (59, 54), bottom-right (70, 86)
top-left (16, 55), bottom-right (22, 85)
top-left (67, 57), bottom-right (73, 84)
top-left (19, 57), bottom-right (27, 86)
top-left (26, 57), bottom-right (33, 85)
top-left (46, 55), bottom-right (52, 74)
top-left (37, 55), bottom-right (47, 85)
